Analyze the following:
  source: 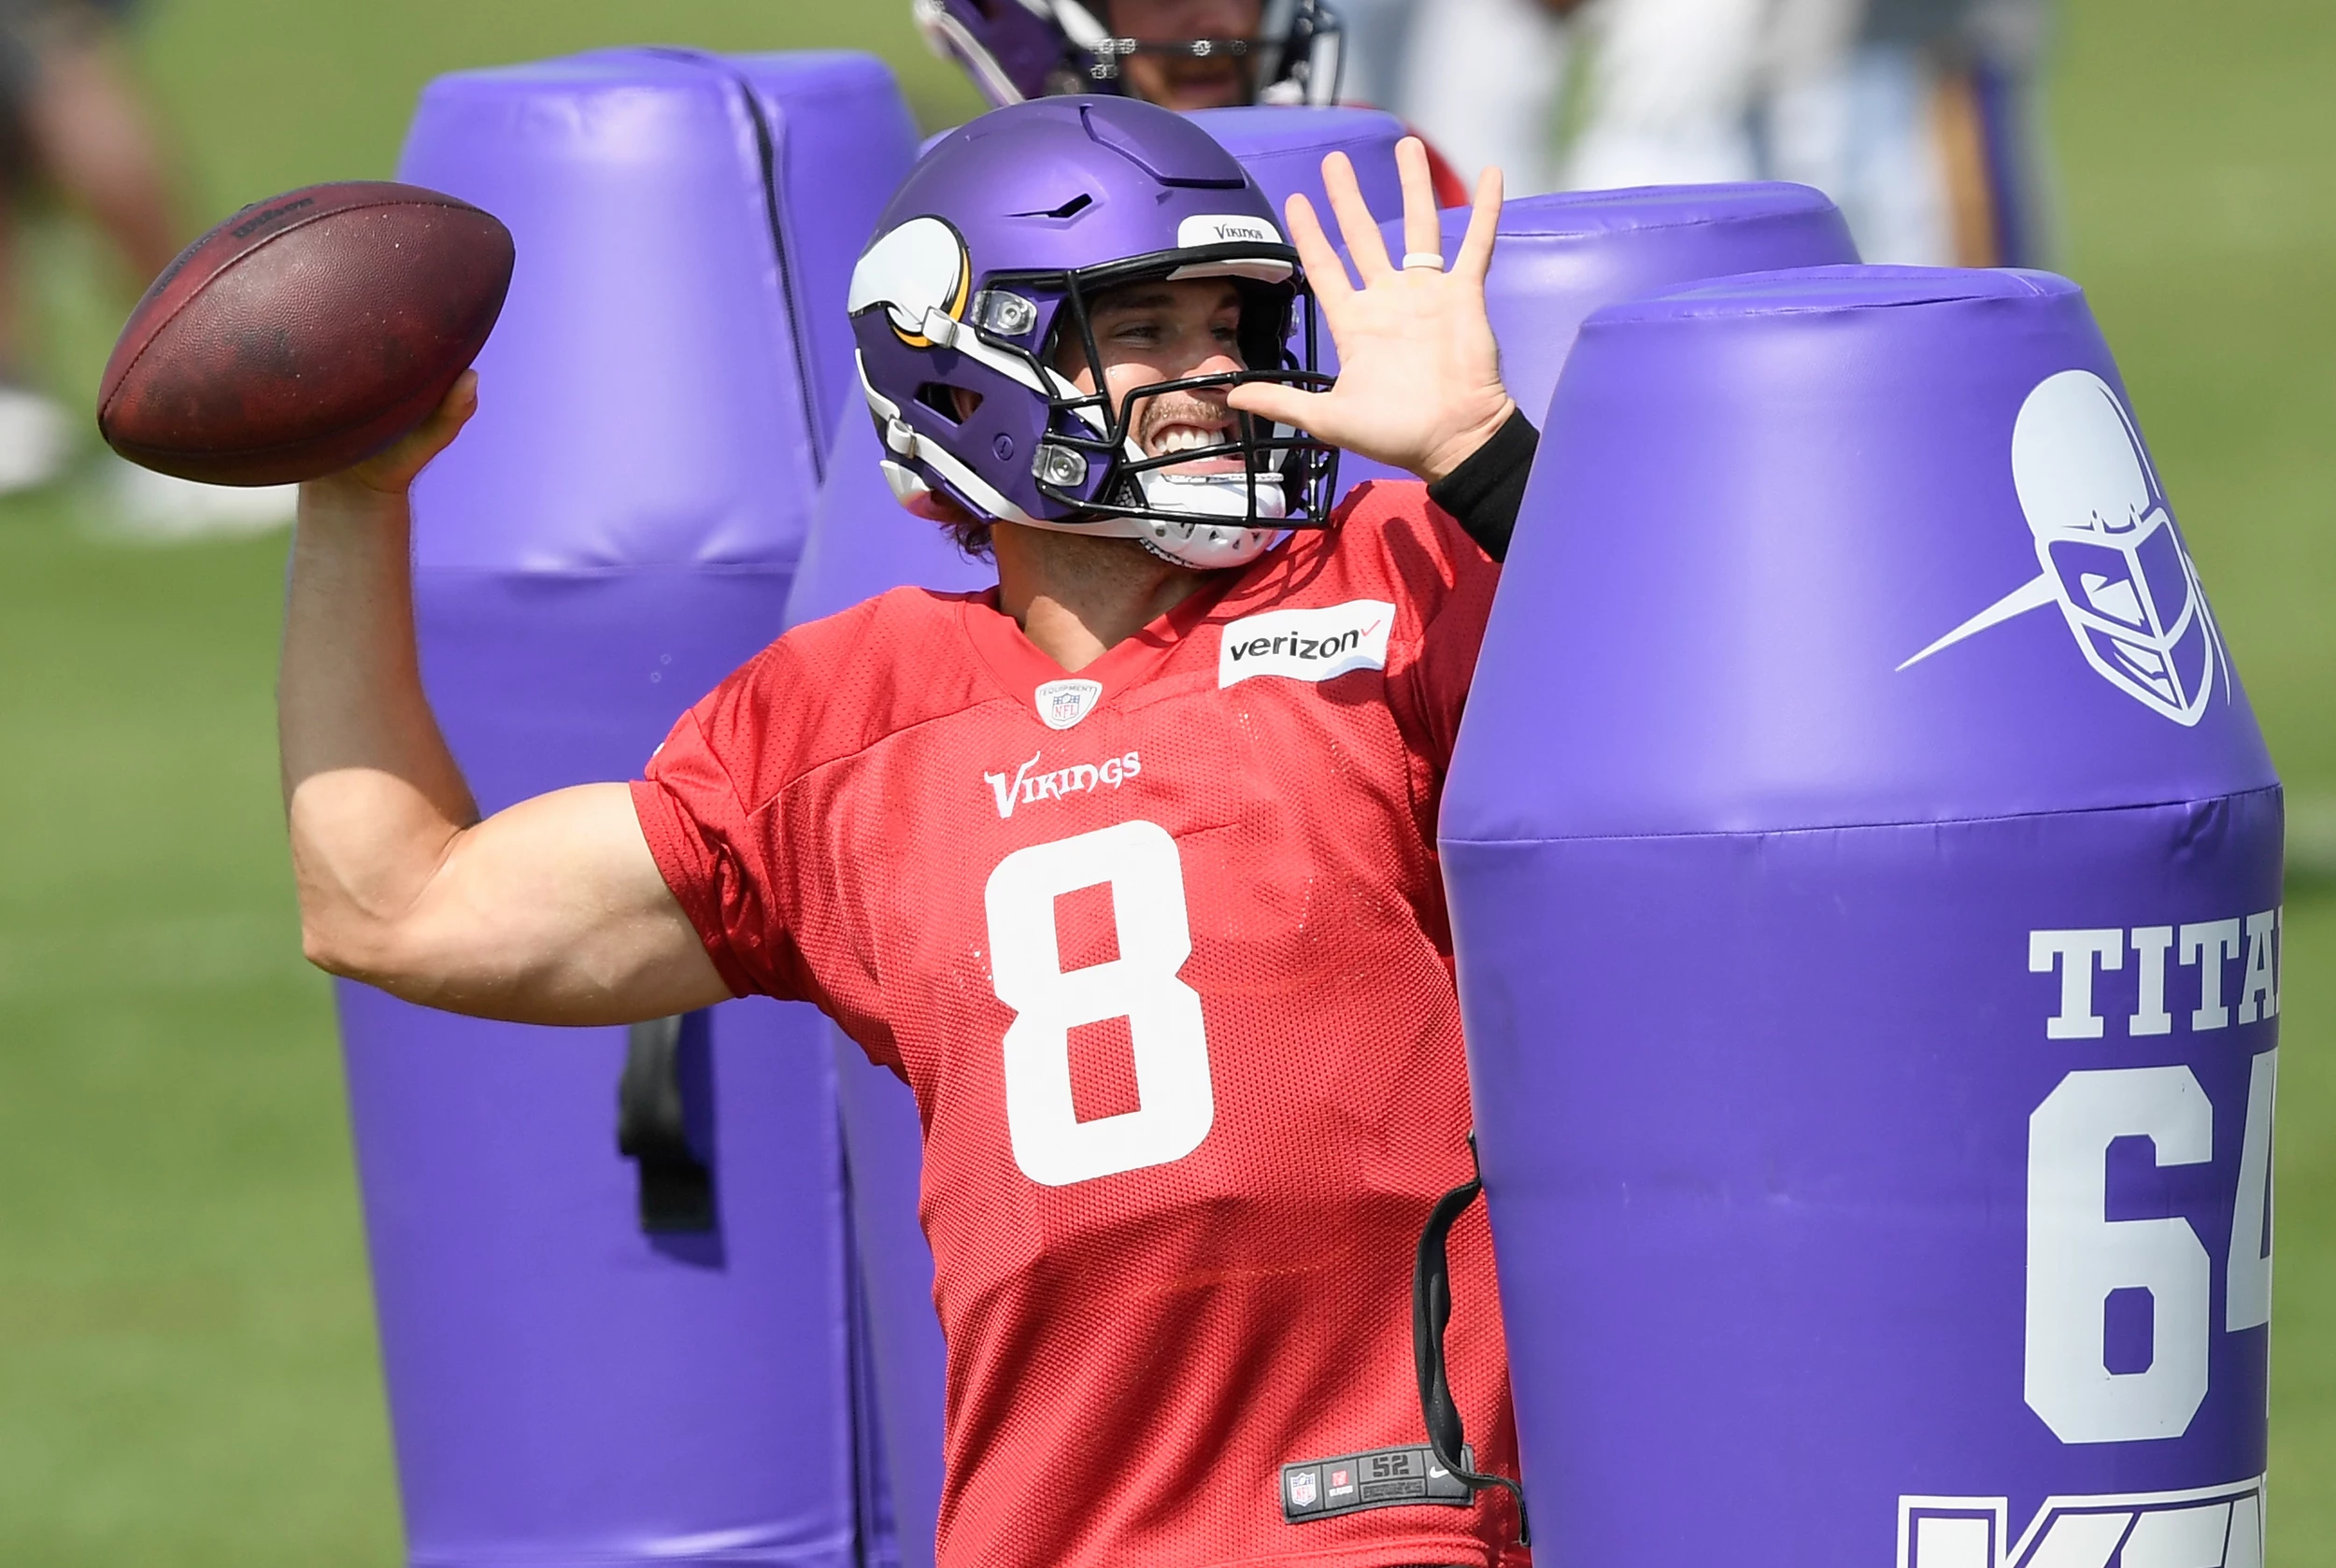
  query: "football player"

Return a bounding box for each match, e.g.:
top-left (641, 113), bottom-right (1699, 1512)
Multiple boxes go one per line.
top-left (281, 99), bottom-right (1536, 1568)
top-left (918, 0), bottom-right (1475, 204)
top-left (914, 0), bottom-right (1344, 110)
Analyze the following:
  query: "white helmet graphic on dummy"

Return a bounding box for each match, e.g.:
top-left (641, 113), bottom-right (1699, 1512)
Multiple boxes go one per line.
top-left (1899, 368), bottom-right (2228, 726)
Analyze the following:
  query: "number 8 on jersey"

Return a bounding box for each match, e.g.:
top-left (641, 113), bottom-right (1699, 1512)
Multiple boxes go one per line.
top-left (985, 820), bottom-right (1215, 1186)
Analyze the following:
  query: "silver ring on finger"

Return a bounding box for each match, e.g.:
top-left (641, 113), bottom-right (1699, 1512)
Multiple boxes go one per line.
top-left (1401, 251), bottom-right (1446, 271)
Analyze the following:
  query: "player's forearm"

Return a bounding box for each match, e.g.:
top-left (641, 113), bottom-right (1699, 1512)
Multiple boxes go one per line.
top-left (280, 477), bottom-right (480, 978)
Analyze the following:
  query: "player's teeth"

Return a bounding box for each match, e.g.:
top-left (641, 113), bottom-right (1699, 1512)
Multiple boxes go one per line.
top-left (1153, 426), bottom-right (1221, 454)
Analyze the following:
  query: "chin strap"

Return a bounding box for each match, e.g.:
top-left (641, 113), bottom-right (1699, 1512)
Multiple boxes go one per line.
top-left (1412, 1133), bottom-right (1531, 1548)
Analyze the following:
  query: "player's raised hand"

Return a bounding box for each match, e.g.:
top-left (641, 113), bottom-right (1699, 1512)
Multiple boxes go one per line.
top-left (1227, 138), bottom-right (1514, 485)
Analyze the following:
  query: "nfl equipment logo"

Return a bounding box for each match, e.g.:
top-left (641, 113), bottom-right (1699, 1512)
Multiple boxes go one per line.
top-left (1288, 1471), bottom-right (1318, 1508)
top-left (1035, 677), bottom-right (1104, 731)
top-left (1898, 369), bottom-right (2226, 726)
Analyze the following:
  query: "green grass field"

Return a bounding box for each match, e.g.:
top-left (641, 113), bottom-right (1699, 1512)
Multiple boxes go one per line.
top-left (0, 0), bottom-right (2326, 1561)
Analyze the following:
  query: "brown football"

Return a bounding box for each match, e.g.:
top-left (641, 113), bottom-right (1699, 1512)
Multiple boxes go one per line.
top-left (97, 181), bottom-right (514, 486)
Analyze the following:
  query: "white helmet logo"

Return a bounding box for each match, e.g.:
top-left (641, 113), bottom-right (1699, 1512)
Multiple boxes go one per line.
top-left (847, 216), bottom-right (972, 348)
top-left (1898, 369), bottom-right (2226, 726)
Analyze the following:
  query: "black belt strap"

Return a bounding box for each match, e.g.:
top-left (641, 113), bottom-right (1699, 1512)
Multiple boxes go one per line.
top-left (617, 1013), bottom-right (715, 1233)
top-left (1412, 1133), bottom-right (1531, 1547)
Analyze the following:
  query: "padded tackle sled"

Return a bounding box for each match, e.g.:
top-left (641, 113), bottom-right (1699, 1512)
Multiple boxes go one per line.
top-left (336, 50), bottom-right (915, 1568)
top-left (1444, 266), bottom-right (2280, 1567)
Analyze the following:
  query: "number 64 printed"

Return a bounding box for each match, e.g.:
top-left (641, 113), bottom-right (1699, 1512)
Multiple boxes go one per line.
top-left (2026, 1056), bottom-right (2277, 1444)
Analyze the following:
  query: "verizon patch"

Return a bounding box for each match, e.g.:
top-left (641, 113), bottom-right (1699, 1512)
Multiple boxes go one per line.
top-left (1218, 600), bottom-right (1395, 689)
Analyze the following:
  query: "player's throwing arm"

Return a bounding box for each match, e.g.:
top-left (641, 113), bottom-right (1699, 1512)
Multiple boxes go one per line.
top-left (84, 178), bottom-right (725, 1025)
top-left (278, 410), bottom-right (732, 1024)
top-left (263, 134), bottom-right (1516, 1031)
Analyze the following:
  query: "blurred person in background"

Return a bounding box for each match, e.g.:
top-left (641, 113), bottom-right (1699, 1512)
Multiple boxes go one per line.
top-left (1400, 0), bottom-right (1584, 197)
top-left (0, 0), bottom-right (292, 530)
top-left (1557, 0), bottom-right (2051, 266)
top-left (918, 0), bottom-right (1473, 201)
top-left (1323, 0), bottom-right (1410, 111)
top-left (1828, 0), bottom-right (2055, 265)
top-left (1562, 0), bottom-right (1774, 190)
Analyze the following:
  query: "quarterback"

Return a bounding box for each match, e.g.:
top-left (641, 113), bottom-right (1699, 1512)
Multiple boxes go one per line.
top-left (283, 98), bottom-right (1536, 1568)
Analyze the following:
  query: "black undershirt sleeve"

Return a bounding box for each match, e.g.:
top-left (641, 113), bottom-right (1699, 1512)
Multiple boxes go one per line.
top-left (1423, 407), bottom-right (1539, 565)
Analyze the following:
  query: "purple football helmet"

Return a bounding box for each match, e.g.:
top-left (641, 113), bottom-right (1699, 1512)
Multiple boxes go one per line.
top-left (845, 97), bottom-right (1339, 569)
top-left (913, 0), bottom-right (1345, 110)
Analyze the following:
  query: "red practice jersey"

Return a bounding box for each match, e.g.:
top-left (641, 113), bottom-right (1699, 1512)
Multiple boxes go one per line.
top-left (634, 481), bottom-right (1523, 1568)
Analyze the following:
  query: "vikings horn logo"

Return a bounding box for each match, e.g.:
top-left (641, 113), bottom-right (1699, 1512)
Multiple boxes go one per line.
top-left (847, 215), bottom-right (973, 349)
top-left (1898, 369), bottom-right (2227, 726)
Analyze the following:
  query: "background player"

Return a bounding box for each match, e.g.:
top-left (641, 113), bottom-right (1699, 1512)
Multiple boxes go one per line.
top-left (1556, 0), bottom-right (2055, 265)
top-left (283, 101), bottom-right (1532, 1568)
top-left (913, 0), bottom-right (1344, 110)
top-left (917, 0), bottom-right (1474, 203)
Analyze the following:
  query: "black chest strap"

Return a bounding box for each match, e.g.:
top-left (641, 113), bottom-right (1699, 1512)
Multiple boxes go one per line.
top-left (1412, 1133), bottom-right (1531, 1547)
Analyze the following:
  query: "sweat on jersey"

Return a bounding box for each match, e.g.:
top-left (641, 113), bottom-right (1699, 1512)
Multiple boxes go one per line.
top-left (632, 480), bottom-right (1526, 1568)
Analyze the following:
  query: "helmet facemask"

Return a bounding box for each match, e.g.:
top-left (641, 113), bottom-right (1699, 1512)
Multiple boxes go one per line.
top-left (1071, 1), bottom-right (1346, 108)
top-left (1021, 263), bottom-right (1339, 562)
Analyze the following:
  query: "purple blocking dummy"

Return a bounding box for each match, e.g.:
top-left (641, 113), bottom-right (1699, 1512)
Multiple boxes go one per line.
top-left (1378, 182), bottom-right (1856, 430)
top-left (1443, 267), bottom-right (2279, 1567)
top-left (333, 51), bottom-right (915, 1567)
top-left (1348, 181), bottom-right (1859, 489)
top-left (801, 164), bottom-right (1858, 1568)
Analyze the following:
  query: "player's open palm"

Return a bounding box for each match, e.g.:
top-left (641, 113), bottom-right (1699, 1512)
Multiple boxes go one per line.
top-left (1228, 138), bottom-right (1515, 485)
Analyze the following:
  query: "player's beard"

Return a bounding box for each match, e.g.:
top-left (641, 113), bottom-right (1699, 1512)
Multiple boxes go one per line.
top-left (1132, 391), bottom-right (1244, 476)
top-left (1061, 522), bottom-right (1207, 579)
